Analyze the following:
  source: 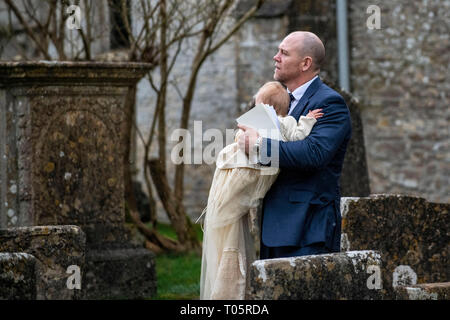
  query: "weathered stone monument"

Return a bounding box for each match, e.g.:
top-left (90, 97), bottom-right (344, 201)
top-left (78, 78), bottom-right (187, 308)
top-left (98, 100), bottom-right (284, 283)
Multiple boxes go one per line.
top-left (321, 77), bottom-right (371, 197)
top-left (0, 252), bottom-right (37, 299)
top-left (341, 195), bottom-right (449, 299)
top-left (0, 61), bottom-right (156, 299)
top-left (247, 195), bottom-right (449, 300)
top-left (247, 250), bottom-right (383, 300)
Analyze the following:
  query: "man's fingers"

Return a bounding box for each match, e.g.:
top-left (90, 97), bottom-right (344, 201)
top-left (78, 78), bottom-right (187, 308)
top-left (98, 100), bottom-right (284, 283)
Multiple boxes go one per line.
top-left (237, 124), bottom-right (249, 131)
top-left (237, 130), bottom-right (249, 154)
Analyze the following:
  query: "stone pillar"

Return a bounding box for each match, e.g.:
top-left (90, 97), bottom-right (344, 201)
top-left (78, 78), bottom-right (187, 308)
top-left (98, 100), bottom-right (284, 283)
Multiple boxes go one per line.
top-left (0, 61), bottom-right (156, 299)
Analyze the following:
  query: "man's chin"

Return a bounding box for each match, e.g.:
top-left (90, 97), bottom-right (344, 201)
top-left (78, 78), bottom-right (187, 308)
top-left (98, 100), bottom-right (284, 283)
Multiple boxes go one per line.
top-left (274, 74), bottom-right (284, 84)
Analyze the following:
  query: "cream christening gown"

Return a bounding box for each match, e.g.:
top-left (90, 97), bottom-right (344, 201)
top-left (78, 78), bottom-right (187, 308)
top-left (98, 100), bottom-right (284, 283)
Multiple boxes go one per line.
top-left (200, 108), bottom-right (317, 300)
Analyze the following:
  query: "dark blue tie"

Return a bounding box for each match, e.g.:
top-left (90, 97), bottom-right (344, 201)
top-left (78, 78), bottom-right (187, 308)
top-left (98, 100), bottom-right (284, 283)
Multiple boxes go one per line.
top-left (288, 93), bottom-right (295, 114)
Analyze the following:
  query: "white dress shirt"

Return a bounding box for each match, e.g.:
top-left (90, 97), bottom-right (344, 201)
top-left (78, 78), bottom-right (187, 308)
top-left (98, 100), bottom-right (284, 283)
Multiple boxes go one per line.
top-left (287, 75), bottom-right (318, 115)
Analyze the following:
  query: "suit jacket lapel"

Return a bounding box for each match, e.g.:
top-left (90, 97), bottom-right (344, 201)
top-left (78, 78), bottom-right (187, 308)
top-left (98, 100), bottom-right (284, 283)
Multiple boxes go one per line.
top-left (291, 77), bottom-right (322, 121)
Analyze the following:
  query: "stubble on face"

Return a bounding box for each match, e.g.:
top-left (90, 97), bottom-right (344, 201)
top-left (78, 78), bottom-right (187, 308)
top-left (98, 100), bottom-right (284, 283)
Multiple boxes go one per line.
top-left (273, 34), bottom-right (304, 86)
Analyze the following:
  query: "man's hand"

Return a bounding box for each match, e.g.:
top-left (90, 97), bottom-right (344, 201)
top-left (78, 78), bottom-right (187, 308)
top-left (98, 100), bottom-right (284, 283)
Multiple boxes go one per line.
top-left (237, 124), bottom-right (259, 156)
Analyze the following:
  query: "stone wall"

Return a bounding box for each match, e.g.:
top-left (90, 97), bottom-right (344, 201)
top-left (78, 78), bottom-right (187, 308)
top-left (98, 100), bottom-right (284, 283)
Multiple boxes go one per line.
top-left (348, 0), bottom-right (449, 203)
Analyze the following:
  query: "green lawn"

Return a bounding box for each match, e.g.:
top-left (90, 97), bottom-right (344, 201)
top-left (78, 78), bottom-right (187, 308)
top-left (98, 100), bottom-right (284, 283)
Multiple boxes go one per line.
top-left (154, 251), bottom-right (202, 299)
top-left (150, 222), bottom-right (203, 300)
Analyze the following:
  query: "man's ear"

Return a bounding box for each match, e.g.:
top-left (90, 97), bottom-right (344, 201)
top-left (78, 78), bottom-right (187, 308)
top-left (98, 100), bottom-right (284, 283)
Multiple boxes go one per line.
top-left (301, 56), bottom-right (313, 72)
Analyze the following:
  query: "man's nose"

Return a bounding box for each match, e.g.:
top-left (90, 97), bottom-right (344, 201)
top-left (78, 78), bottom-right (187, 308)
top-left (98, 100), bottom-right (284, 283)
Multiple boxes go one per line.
top-left (273, 53), bottom-right (280, 62)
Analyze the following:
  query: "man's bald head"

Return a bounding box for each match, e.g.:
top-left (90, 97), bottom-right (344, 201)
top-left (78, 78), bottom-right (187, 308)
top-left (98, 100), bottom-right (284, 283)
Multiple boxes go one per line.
top-left (286, 31), bottom-right (325, 72)
top-left (273, 31), bottom-right (326, 90)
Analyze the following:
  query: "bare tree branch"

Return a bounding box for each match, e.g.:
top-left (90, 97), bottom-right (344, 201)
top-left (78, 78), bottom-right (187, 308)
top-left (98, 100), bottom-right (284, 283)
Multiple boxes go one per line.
top-left (4, 0), bottom-right (51, 59)
top-left (173, 0), bottom-right (265, 210)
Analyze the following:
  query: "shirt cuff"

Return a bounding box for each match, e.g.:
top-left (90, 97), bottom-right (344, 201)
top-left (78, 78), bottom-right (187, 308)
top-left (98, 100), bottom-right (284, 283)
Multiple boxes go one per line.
top-left (258, 137), bottom-right (274, 166)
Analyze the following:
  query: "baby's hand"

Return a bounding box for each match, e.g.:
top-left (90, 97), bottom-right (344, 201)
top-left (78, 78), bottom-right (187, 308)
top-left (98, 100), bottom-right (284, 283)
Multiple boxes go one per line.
top-left (307, 108), bottom-right (324, 119)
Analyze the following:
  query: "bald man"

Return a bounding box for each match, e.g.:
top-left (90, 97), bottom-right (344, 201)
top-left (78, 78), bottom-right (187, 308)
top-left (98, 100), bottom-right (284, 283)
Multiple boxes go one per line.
top-left (238, 31), bottom-right (352, 259)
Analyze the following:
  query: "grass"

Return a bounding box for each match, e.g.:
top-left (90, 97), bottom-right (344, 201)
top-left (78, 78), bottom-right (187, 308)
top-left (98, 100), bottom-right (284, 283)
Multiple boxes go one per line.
top-left (149, 222), bottom-right (203, 300)
top-left (154, 251), bottom-right (202, 299)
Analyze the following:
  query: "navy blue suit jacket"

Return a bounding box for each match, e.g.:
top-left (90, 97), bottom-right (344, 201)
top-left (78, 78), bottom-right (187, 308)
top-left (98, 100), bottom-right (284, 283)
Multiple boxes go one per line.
top-left (259, 77), bottom-right (352, 251)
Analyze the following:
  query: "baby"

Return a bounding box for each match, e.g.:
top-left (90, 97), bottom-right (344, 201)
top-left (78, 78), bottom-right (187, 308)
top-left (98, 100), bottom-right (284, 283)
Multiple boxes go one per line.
top-left (200, 81), bottom-right (323, 300)
top-left (216, 82), bottom-right (322, 170)
top-left (251, 81), bottom-right (323, 142)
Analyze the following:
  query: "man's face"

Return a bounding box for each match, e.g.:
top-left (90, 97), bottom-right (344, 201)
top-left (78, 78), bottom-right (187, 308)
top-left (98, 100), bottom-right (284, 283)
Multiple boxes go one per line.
top-left (273, 35), bottom-right (303, 85)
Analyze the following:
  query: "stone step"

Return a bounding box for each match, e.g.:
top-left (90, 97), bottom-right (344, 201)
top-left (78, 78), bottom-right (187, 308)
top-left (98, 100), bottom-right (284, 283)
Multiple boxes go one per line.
top-left (395, 282), bottom-right (450, 300)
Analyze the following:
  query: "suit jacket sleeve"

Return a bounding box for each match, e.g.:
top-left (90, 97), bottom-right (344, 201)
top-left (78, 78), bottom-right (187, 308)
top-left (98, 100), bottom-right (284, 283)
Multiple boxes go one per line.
top-left (260, 95), bottom-right (351, 170)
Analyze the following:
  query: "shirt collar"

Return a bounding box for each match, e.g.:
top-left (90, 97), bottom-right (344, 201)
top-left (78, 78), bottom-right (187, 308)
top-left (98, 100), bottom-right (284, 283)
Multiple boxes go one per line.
top-left (288, 75), bottom-right (318, 101)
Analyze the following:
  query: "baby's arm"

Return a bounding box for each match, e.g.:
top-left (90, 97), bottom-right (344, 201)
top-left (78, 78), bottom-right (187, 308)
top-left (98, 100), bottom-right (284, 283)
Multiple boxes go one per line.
top-left (278, 109), bottom-right (324, 141)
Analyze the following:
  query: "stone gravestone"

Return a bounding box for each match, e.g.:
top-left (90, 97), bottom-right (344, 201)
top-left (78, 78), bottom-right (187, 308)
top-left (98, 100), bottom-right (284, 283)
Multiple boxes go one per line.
top-left (247, 250), bottom-right (383, 300)
top-left (0, 225), bottom-right (85, 300)
top-left (0, 61), bottom-right (156, 299)
top-left (0, 252), bottom-right (37, 299)
top-left (341, 194), bottom-right (450, 299)
top-left (321, 77), bottom-right (371, 197)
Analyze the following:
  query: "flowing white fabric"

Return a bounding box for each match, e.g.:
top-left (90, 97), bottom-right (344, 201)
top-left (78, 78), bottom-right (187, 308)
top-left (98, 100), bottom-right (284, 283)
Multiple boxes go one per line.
top-left (200, 114), bottom-right (317, 300)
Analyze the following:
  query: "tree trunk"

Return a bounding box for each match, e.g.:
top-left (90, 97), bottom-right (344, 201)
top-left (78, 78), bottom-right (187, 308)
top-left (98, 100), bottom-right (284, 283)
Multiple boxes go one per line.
top-left (148, 159), bottom-right (201, 252)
